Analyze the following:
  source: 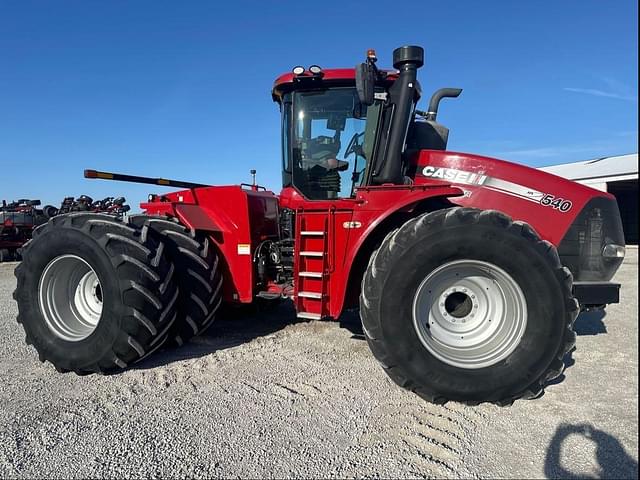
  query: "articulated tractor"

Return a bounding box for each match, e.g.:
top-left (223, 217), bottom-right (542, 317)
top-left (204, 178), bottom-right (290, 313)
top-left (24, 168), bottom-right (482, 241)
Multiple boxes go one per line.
top-left (14, 46), bottom-right (625, 405)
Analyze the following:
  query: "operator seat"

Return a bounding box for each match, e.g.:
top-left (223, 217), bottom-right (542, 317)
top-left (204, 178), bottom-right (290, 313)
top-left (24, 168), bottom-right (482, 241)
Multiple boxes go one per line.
top-left (298, 136), bottom-right (348, 200)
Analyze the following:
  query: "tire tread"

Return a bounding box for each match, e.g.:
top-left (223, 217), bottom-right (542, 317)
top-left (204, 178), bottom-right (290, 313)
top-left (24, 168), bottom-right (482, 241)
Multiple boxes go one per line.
top-left (128, 215), bottom-right (223, 344)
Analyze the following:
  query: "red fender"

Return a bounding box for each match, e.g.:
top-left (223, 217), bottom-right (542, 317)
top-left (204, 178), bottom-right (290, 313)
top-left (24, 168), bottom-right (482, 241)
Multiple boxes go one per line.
top-left (142, 185), bottom-right (280, 303)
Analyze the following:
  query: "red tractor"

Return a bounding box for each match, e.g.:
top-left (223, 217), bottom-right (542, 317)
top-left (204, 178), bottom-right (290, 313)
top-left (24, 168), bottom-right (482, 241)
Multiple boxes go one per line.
top-left (14, 46), bottom-right (625, 405)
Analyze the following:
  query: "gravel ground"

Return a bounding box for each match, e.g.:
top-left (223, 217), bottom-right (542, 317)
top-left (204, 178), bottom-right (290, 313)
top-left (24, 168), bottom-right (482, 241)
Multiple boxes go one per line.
top-left (0, 249), bottom-right (637, 479)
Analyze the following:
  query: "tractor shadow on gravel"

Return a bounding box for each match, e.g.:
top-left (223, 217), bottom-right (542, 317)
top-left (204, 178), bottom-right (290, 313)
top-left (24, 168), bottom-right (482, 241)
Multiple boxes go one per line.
top-left (132, 301), bottom-right (301, 370)
top-left (132, 307), bottom-right (608, 372)
top-left (573, 309), bottom-right (608, 336)
top-left (546, 309), bottom-right (608, 387)
top-left (545, 423), bottom-right (638, 479)
top-left (338, 309), bottom-right (366, 340)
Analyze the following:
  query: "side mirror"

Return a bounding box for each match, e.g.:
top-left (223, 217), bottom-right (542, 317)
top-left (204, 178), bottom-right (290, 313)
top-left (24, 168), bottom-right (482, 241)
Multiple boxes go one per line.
top-left (356, 62), bottom-right (375, 106)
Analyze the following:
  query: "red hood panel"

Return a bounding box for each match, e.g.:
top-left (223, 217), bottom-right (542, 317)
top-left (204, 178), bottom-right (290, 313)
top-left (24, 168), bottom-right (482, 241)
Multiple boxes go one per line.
top-left (411, 150), bottom-right (614, 245)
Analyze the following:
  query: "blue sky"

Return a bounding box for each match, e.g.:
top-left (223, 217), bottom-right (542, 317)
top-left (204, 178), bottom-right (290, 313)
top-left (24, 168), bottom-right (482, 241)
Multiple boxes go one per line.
top-left (1, 0), bottom-right (637, 206)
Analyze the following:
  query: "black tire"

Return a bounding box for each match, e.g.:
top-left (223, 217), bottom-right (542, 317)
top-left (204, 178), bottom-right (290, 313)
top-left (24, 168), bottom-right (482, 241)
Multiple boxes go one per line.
top-left (43, 205), bottom-right (59, 219)
top-left (0, 249), bottom-right (10, 262)
top-left (129, 215), bottom-right (223, 345)
top-left (13, 212), bottom-right (179, 374)
top-left (360, 207), bottom-right (578, 406)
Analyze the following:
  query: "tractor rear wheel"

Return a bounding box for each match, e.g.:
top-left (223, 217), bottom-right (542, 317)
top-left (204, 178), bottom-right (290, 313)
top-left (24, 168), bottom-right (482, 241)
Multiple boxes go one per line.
top-left (14, 213), bottom-right (179, 374)
top-left (360, 207), bottom-right (578, 405)
top-left (129, 215), bottom-right (223, 345)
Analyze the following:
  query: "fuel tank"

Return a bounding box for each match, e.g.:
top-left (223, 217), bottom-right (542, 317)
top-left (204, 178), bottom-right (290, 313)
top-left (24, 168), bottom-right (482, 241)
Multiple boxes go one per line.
top-left (410, 150), bottom-right (625, 281)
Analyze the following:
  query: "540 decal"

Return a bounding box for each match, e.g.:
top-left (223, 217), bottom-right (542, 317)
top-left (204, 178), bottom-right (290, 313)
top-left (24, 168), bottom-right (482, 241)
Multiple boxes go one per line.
top-left (540, 194), bottom-right (572, 212)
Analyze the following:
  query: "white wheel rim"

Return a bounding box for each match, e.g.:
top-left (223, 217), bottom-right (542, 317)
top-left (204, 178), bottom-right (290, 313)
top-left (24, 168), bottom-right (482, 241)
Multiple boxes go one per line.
top-left (412, 259), bottom-right (527, 369)
top-left (38, 254), bottom-right (103, 342)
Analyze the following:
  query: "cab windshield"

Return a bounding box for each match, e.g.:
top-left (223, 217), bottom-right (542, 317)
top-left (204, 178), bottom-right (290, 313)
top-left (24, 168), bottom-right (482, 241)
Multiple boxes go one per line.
top-left (283, 88), bottom-right (381, 200)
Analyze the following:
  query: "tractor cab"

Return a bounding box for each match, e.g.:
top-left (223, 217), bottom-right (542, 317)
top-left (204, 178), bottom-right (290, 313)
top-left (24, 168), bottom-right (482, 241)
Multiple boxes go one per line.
top-left (280, 86), bottom-right (373, 200)
top-left (272, 47), bottom-right (463, 201)
top-left (273, 68), bottom-right (390, 201)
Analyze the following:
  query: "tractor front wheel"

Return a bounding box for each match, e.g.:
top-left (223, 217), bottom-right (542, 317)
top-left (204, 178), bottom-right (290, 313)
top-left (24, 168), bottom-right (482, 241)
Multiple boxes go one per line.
top-left (14, 213), bottom-right (179, 374)
top-left (360, 207), bottom-right (578, 405)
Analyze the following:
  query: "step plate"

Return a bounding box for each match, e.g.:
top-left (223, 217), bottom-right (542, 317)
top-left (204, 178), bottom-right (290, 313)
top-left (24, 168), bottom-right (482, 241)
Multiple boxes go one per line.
top-left (300, 251), bottom-right (324, 257)
top-left (299, 271), bottom-right (323, 278)
top-left (298, 291), bottom-right (323, 299)
top-left (297, 312), bottom-right (322, 320)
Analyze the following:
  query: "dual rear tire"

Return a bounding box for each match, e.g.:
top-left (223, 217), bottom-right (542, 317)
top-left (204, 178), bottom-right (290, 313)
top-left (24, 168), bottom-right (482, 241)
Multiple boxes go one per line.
top-left (128, 215), bottom-right (224, 346)
top-left (14, 213), bottom-right (222, 374)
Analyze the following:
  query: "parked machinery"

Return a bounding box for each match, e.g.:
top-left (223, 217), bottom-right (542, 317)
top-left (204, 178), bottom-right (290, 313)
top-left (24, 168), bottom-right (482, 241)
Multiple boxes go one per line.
top-left (0, 196), bottom-right (130, 262)
top-left (0, 199), bottom-right (41, 261)
top-left (49, 195), bottom-right (130, 217)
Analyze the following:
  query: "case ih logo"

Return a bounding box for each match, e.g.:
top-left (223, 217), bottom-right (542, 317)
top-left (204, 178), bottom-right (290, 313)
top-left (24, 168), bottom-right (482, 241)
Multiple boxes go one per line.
top-left (421, 165), bottom-right (573, 212)
top-left (421, 166), bottom-right (488, 185)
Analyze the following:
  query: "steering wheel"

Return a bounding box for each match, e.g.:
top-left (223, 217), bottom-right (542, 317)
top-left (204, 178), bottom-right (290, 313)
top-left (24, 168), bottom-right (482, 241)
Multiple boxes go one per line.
top-left (343, 131), bottom-right (365, 159)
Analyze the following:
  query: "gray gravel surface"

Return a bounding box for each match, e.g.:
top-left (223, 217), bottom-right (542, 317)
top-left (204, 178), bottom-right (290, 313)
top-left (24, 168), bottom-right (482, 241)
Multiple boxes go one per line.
top-left (0, 250), bottom-right (637, 479)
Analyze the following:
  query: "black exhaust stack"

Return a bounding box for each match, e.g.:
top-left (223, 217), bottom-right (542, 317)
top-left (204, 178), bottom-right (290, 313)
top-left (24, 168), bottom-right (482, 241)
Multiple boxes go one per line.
top-left (373, 46), bottom-right (424, 185)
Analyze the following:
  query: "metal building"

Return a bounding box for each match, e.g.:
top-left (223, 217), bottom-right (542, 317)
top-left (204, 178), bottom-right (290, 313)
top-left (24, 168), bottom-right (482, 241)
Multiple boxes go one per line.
top-left (540, 153), bottom-right (638, 244)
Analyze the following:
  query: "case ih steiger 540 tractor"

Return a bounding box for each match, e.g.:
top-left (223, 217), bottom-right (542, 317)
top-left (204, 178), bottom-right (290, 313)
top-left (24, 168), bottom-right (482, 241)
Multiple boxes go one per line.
top-left (14, 46), bottom-right (625, 405)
